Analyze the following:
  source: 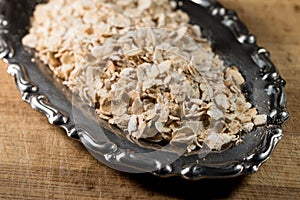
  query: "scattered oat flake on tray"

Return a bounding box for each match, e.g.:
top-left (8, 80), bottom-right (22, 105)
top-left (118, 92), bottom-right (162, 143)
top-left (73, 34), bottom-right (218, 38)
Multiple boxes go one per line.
top-left (22, 0), bottom-right (267, 152)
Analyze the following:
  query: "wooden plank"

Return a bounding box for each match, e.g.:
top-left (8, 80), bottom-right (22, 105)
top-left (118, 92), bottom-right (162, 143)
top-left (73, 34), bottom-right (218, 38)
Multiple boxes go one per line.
top-left (0, 0), bottom-right (299, 199)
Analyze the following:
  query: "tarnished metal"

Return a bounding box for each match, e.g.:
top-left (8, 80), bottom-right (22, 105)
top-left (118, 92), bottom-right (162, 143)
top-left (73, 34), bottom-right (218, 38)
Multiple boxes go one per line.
top-left (1, 0), bottom-right (289, 180)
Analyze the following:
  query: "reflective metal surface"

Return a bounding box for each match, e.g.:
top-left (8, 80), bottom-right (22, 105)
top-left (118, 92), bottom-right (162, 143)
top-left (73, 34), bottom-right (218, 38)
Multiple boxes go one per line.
top-left (0, 0), bottom-right (289, 180)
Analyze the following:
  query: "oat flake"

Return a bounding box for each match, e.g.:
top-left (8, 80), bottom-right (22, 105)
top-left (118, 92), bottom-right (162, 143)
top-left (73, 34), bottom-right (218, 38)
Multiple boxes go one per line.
top-left (23, 0), bottom-right (267, 152)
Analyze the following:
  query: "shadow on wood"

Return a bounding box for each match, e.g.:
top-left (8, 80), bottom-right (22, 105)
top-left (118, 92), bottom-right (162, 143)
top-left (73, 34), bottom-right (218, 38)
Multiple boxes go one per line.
top-left (124, 172), bottom-right (245, 199)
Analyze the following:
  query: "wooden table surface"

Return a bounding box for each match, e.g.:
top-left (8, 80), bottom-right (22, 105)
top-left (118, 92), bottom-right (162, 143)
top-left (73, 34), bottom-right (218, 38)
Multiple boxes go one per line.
top-left (0, 0), bottom-right (299, 199)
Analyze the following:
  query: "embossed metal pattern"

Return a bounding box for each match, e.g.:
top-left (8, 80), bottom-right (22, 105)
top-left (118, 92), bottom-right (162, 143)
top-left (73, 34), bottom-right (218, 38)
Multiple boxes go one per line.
top-left (1, 0), bottom-right (289, 180)
top-left (0, 2), bottom-right (9, 59)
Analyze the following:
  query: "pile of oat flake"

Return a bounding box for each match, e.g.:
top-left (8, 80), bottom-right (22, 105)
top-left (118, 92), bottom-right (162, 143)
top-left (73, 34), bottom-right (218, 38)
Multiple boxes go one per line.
top-left (22, 0), bottom-right (267, 152)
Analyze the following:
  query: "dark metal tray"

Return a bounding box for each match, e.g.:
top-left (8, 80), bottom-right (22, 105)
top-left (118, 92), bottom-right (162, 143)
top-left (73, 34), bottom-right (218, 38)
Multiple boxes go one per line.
top-left (0, 0), bottom-right (289, 180)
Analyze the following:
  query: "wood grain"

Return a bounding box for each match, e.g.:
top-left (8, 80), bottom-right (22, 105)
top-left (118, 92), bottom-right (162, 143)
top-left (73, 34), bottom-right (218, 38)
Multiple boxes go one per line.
top-left (0, 0), bottom-right (299, 199)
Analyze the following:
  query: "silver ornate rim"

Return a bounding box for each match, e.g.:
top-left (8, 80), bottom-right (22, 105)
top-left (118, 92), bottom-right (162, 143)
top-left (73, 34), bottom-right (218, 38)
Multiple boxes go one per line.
top-left (0, 0), bottom-right (289, 180)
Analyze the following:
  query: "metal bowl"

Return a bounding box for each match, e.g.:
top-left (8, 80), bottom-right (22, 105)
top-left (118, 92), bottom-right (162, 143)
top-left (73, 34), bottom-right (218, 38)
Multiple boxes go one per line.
top-left (0, 0), bottom-right (289, 180)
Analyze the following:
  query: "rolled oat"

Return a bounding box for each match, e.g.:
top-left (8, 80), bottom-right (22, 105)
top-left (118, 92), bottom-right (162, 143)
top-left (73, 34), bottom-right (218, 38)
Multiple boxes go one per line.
top-left (23, 0), bottom-right (267, 152)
